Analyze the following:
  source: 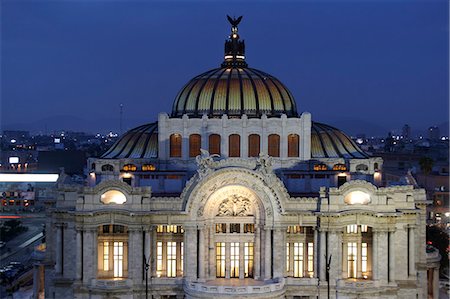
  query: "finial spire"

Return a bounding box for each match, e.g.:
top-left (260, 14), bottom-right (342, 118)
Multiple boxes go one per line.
top-left (222, 15), bottom-right (247, 68)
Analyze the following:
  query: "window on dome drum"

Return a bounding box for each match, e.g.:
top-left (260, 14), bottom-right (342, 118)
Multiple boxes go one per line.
top-left (229, 134), bottom-right (241, 157)
top-left (170, 134), bottom-right (182, 158)
top-left (209, 134), bottom-right (221, 155)
top-left (189, 134), bottom-right (201, 157)
top-left (155, 225), bottom-right (184, 277)
top-left (97, 225), bottom-right (128, 279)
top-left (286, 226), bottom-right (314, 277)
top-left (101, 164), bottom-right (114, 172)
top-left (343, 225), bottom-right (372, 279)
top-left (122, 164), bottom-right (137, 172)
top-left (288, 134), bottom-right (299, 157)
top-left (268, 134), bottom-right (280, 157)
top-left (142, 164), bottom-right (156, 171)
top-left (248, 134), bottom-right (260, 157)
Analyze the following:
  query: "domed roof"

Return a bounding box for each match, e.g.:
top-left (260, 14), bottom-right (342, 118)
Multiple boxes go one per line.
top-left (171, 16), bottom-right (298, 119)
top-left (101, 123), bottom-right (158, 159)
top-left (311, 122), bottom-right (369, 159)
top-left (171, 67), bottom-right (298, 118)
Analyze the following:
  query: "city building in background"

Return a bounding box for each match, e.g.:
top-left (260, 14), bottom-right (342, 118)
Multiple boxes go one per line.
top-left (40, 18), bottom-right (441, 299)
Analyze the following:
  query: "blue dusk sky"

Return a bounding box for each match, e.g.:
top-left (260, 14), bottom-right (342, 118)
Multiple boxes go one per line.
top-left (1, 0), bottom-right (448, 136)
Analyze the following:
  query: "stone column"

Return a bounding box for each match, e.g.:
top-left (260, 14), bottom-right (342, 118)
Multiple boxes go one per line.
top-left (372, 230), bottom-right (378, 280)
top-left (273, 227), bottom-right (285, 278)
top-left (388, 230), bottom-right (395, 283)
top-left (378, 231), bottom-right (388, 284)
top-left (75, 226), bottom-right (83, 281)
top-left (128, 227), bottom-right (143, 282)
top-left (144, 228), bottom-right (151, 281)
top-left (225, 241), bottom-right (231, 279)
top-left (319, 230), bottom-right (326, 281)
top-left (83, 227), bottom-right (96, 284)
top-left (239, 241), bottom-right (245, 279)
top-left (55, 223), bottom-right (63, 275)
top-left (328, 230), bottom-right (341, 284)
top-left (151, 226), bottom-right (157, 277)
top-left (357, 241), bottom-right (362, 278)
top-left (254, 224), bottom-right (261, 279)
top-left (408, 226), bottom-right (416, 277)
top-left (209, 224), bottom-right (215, 280)
top-left (184, 226), bottom-right (197, 280)
top-left (264, 227), bottom-right (272, 280)
top-left (342, 242), bottom-right (348, 278)
top-left (313, 228), bottom-right (318, 278)
top-left (198, 226), bottom-right (205, 280)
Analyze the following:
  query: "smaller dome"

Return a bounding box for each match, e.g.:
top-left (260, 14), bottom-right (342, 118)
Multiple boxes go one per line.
top-left (101, 123), bottom-right (158, 159)
top-left (311, 122), bottom-right (369, 159)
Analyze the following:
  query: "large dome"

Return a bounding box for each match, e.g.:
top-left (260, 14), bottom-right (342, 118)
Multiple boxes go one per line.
top-left (171, 67), bottom-right (298, 118)
top-left (171, 16), bottom-right (297, 119)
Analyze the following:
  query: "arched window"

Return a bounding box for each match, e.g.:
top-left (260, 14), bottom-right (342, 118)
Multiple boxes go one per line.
top-left (288, 134), bottom-right (299, 157)
top-left (268, 134), bottom-right (280, 157)
top-left (98, 224), bottom-right (128, 279)
top-left (170, 134), bottom-right (182, 158)
top-left (189, 134), bottom-right (201, 157)
top-left (229, 134), bottom-right (241, 157)
top-left (101, 190), bottom-right (127, 204)
top-left (248, 134), bottom-right (260, 157)
top-left (91, 163), bottom-right (96, 170)
top-left (209, 134), bottom-right (221, 155)
top-left (101, 164), bottom-right (114, 172)
top-left (356, 164), bottom-right (369, 172)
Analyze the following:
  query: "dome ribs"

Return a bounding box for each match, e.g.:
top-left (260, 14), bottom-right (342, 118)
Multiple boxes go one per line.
top-left (248, 68), bottom-right (275, 116)
top-left (210, 68), bottom-right (228, 117)
top-left (193, 69), bottom-right (220, 117)
top-left (241, 68), bottom-right (260, 117)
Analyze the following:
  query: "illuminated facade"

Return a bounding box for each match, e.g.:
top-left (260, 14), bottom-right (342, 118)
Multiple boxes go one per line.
top-left (45, 17), bottom-right (434, 299)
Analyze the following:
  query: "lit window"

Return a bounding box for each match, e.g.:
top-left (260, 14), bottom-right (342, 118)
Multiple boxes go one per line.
top-left (308, 243), bottom-right (314, 275)
top-left (142, 164), bottom-right (156, 171)
top-left (362, 243), bottom-right (368, 273)
top-left (288, 134), bottom-right (299, 157)
top-left (230, 223), bottom-right (240, 233)
top-left (346, 225), bottom-right (358, 234)
top-left (101, 190), bottom-right (126, 204)
top-left (216, 223), bottom-right (226, 233)
top-left (347, 242), bottom-right (357, 278)
top-left (216, 242), bottom-right (226, 278)
top-left (361, 225), bottom-right (368, 233)
top-left (167, 242), bottom-right (176, 277)
top-left (113, 241), bottom-right (124, 277)
top-left (157, 242), bottom-right (163, 277)
top-left (293, 243), bottom-right (303, 277)
top-left (122, 164), bottom-right (137, 172)
top-left (344, 191), bottom-right (371, 205)
top-left (286, 243), bottom-right (290, 272)
top-left (244, 242), bottom-right (254, 278)
top-left (181, 242), bottom-right (184, 274)
top-left (103, 242), bottom-right (109, 271)
top-left (244, 223), bottom-right (254, 233)
top-left (230, 242), bottom-right (240, 277)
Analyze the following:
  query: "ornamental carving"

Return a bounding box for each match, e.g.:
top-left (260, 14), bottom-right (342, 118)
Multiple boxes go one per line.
top-left (217, 195), bottom-right (252, 216)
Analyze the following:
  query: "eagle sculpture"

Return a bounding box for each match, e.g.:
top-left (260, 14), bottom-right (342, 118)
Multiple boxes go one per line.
top-left (227, 15), bottom-right (243, 27)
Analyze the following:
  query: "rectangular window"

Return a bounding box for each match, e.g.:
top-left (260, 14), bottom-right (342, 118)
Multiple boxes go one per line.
top-left (286, 243), bottom-right (290, 272)
top-left (113, 241), bottom-right (123, 277)
top-left (157, 241), bottom-right (163, 277)
top-left (167, 242), bottom-right (176, 277)
top-left (244, 242), bottom-right (254, 278)
top-left (216, 223), bottom-right (226, 233)
top-left (361, 225), bottom-right (368, 233)
top-left (244, 223), bottom-right (254, 233)
top-left (103, 242), bottom-right (109, 271)
top-left (287, 225), bottom-right (302, 234)
top-left (230, 223), bottom-right (240, 233)
top-left (361, 242), bottom-right (368, 273)
top-left (346, 225), bottom-right (358, 234)
top-left (216, 242), bottom-right (225, 278)
top-left (293, 243), bottom-right (304, 277)
top-left (230, 242), bottom-right (240, 278)
top-left (307, 242), bottom-right (314, 275)
top-left (347, 242), bottom-right (357, 278)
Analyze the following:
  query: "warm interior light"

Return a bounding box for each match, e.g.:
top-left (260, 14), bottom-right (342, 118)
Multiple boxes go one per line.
top-left (0, 173), bottom-right (59, 182)
top-left (101, 190), bottom-right (126, 204)
top-left (344, 191), bottom-right (371, 205)
top-left (122, 173), bottom-right (132, 179)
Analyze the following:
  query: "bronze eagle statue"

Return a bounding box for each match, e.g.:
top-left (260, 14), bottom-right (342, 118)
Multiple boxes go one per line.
top-left (227, 15), bottom-right (243, 27)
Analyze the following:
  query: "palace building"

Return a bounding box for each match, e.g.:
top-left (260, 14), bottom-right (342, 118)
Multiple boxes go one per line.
top-left (44, 17), bottom-right (437, 299)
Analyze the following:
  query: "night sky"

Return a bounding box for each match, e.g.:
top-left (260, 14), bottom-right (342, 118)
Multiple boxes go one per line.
top-left (1, 0), bottom-right (448, 136)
